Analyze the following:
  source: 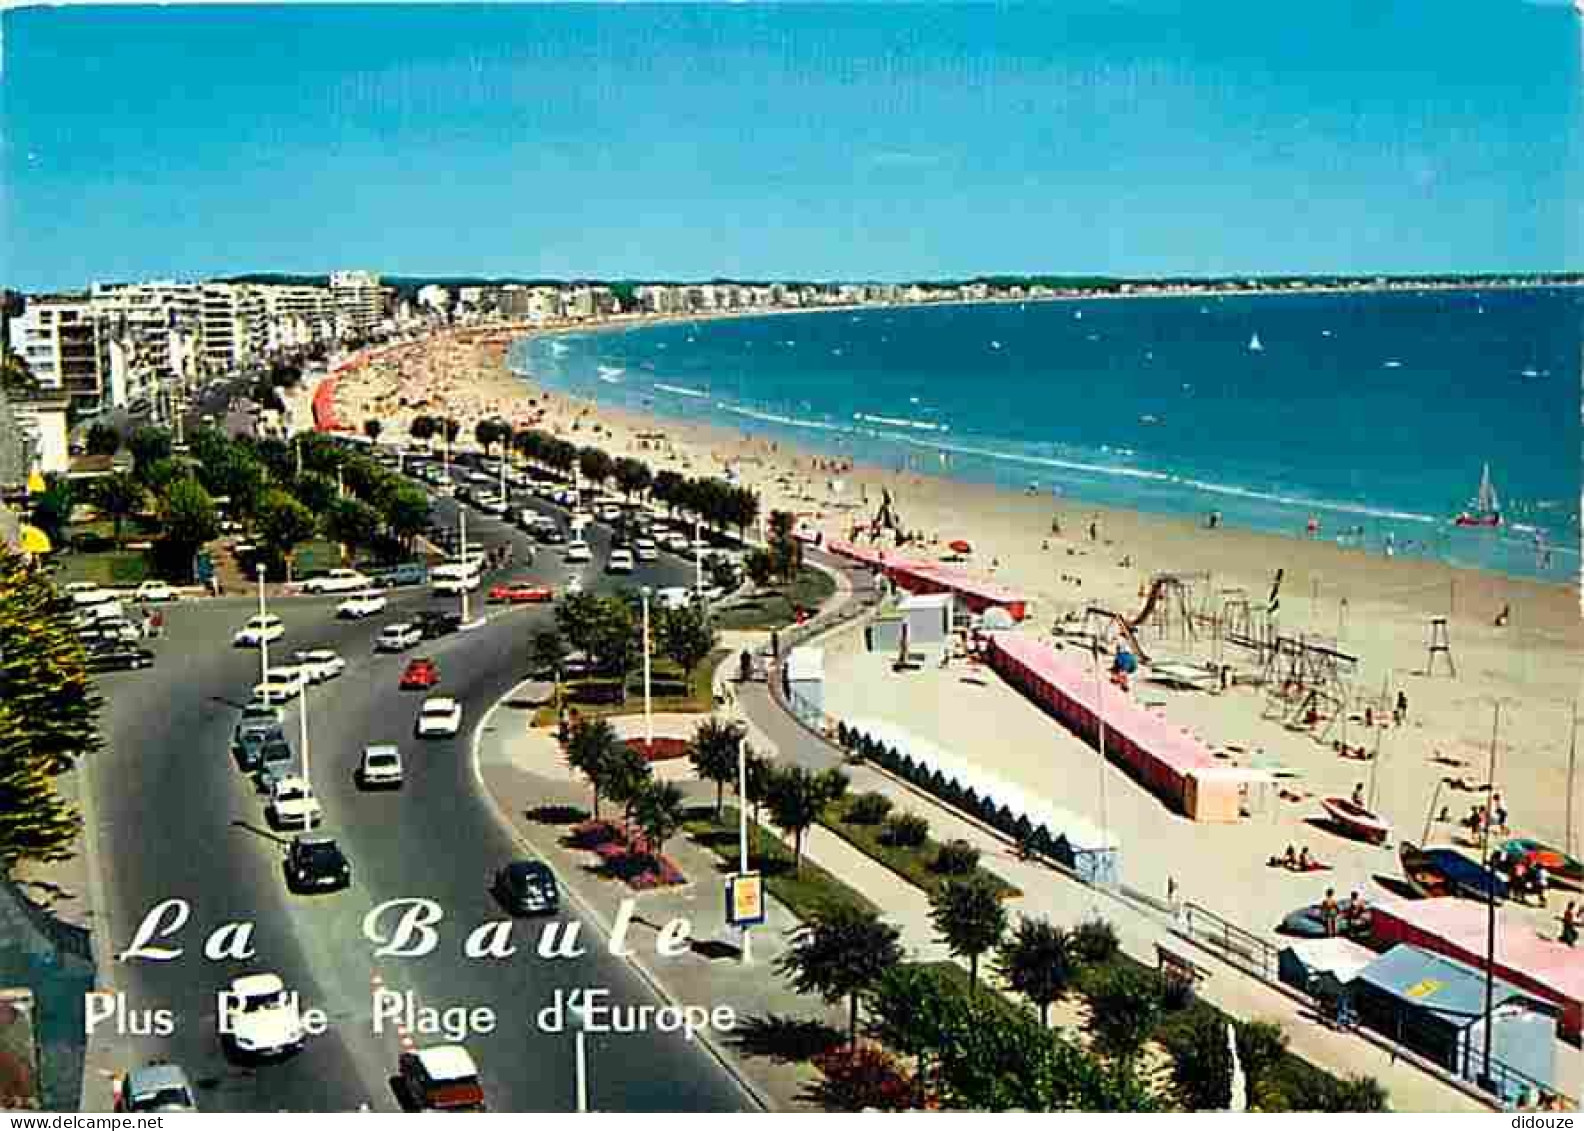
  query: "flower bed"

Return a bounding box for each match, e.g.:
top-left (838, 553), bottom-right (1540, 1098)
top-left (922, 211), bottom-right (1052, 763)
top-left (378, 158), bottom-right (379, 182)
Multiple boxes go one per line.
top-left (568, 819), bottom-right (686, 891)
top-left (622, 736), bottom-right (691, 763)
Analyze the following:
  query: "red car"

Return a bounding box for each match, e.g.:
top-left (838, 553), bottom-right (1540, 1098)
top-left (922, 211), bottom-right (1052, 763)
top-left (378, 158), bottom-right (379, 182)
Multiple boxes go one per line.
top-left (400, 658), bottom-right (440, 690)
top-left (488, 581), bottom-right (553, 604)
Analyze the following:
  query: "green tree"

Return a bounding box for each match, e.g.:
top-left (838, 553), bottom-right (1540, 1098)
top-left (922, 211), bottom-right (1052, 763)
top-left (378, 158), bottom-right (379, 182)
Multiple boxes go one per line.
top-left (28, 476), bottom-right (75, 548)
top-left (128, 426), bottom-right (173, 477)
top-left (1172, 1014), bottom-right (1292, 1112)
top-left (531, 628), bottom-right (569, 681)
top-left (201, 447), bottom-right (265, 520)
top-left (84, 423), bottom-right (121, 457)
top-left (928, 876), bottom-right (1008, 993)
top-left (612, 456), bottom-right (652, 500)
top-left (325, 496), bottom-right (381, 561)
top-left (603, 741), bottom-right (652, 834)
top-left (867, 964), bottom-right (968, 1102)
top-left (996, 917), bottom-right (1073, 1026)
top-left (441, 417), bottom-right (461, 444)
top-left (632, 780), bottom-right (686, 861)
top-left (578, 446), bottom-right (613, 490)
top-left (1086, 966), bottom-right (1164, 1065)
top-left (158, 477), bottom-right (219, 567)
top-left (687, 717), bottom-right (741, 817)
top-left (140, 457), bottom-right (187, 500)
top-left (565, 716), bottom-right (620, 819)
top-left (768, 509), bottom-right (801, 582)
top-left (743, 748), bottom-right (773, 829)
top-left (745, 548), bottom-right (775, 589)
top-left (776, 904), bottom-right (902, 1047)
top-left (0, 345), bottom-right (38, 393)
top-left (0, 702), bottom-right (82, 872)
top-left (0, 547), bottom-right (102, 780)
top-left (409, 415), bottom-right (437, 444)
top-left (381, 483), bottom-right (431, 550)
top-left (363, 418), bottom-right (383, 443)
top-left (255, 488), bottom-right (316, 568)
top-left (556, 591), bottom-right (605, 657)
top-left (765, 764), bottom-right (841, 874)
top-left (94, 471), bottom-right (144, 548)
top-left (658, 601), bottom-right (718, 682)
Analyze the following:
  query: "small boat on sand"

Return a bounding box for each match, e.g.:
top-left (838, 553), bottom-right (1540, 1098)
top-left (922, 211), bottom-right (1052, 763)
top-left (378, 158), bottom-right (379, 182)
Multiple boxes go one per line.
top-left (1320, 796), bottom-right (1391, 845)
top-left (1399, 841), bottom-right (1510, 902)
top-left (1499, 838), bottom-right (1584, 888)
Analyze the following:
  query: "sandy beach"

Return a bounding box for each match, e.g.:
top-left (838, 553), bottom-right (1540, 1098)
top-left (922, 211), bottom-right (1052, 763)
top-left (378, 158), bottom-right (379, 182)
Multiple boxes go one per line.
top-left (325, 323), bottom-right (1584, 930)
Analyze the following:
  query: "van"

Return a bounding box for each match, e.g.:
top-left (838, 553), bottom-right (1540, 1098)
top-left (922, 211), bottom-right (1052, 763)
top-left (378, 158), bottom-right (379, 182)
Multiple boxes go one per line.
top-left (431, 560), bottom-right (483, 594)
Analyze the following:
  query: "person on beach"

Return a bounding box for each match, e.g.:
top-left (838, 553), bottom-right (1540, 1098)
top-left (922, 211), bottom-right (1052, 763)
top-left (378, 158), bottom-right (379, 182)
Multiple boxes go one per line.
top-left (1351, 782), bottom-right (1366, 810)
top-left (1394, 690), bottom-right (1408, 726)
top-left (1320, 888), bottom-right (1339, 936)
top-left (1088, 518), bottom-right (1098, 542)
top-left (1562, 902), bottom-right (1578, 947)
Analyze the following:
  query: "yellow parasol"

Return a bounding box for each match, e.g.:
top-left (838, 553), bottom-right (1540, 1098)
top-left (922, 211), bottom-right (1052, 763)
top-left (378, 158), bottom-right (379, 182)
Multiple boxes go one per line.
top-left (26, 468), bottom-right (46, 496)
top-left (19, 524), bottom-right (52, 554)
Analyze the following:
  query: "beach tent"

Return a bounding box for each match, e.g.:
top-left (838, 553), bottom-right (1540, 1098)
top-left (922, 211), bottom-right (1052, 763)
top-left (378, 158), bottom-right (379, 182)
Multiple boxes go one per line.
top-left (1278, 936), bottom-right (1375, 1004)
top-left (784, 647), bottom-right (825, 722)
top-left (899, 592), bottom-right (952, 646)
top-left (845, 716), bottom-right (1122, 886)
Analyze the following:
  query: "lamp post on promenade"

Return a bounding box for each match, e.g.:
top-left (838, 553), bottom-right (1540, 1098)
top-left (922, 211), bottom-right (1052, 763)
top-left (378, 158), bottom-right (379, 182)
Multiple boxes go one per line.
top-left (256, 563), bottom-right (269, 687)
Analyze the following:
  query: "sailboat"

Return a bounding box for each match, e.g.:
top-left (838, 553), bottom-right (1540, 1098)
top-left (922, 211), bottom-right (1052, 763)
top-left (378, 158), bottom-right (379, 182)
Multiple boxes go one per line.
top-left (1248, 333), bottom-right (1264, 352)
top-left (1454, 463), bottom-right (1502, 528)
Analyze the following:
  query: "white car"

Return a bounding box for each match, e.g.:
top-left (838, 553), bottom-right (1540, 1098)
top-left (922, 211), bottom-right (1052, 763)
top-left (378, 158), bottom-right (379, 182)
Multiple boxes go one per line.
top-left (563, 541), bottom-right (592, 564)
top-left (598, 504), bottom-right (624, 523)
top-left (133, 580), bottom-right (176, 603)
top-left (336, 589), bottom-right (388, 619)
top-left (291, 649), bottom-right (346, 683)
top-left (357, 744), bottom-right (404, 789)
top-left (654, 586), bottom-right (695, 611)
top-left (253, 666), bottom-right (307, 704)
top-left (65, 582), bottom-right (116, 607)
top-left (565, 574), bottom-right (584, 596)
top-left (467, 470), bottom-right (492, 484)
top-left (634, 538), bottom-right (659, 562)
top-left (660, 532), bottom-right (691, 553)
top-left (474, 494), bottom-right (509, 517)
top-left (220, 973), bottom-right (305, 1058)
top-left (267, 775), bottom-right (323, 830)
top-left (375, 622), bottom-right (422, 652)
top-left (302, 568), bottom-right (371, 595)
top-left (416, 696), bottom-right (463, 738)
top-left (234, 614), bottom-right (285, 647)
top-left (606, 548), bottom-right (635, 574)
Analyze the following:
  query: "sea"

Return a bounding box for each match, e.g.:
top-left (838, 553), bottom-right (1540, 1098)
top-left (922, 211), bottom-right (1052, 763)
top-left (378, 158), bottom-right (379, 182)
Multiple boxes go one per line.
top-left (510, 287), bottom-right (1582, 586)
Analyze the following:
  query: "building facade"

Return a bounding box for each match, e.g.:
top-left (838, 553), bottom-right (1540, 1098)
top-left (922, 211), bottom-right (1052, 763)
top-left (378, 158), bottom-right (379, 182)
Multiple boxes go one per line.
top-left (330, 270), bottom-right (384, 339)
top-left (7, 296), bottom-right (103, 413)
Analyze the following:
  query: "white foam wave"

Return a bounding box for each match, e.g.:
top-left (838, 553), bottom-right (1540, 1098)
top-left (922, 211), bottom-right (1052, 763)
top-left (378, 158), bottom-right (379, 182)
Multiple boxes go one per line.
top-left (597, 366), bottom-right (625, 384)
top-left (549, 341), bottom-right (570, 357)
top-left (654, 383), bottom-right (710, 400)
top-left (853, 412), bottom-right (949, 433)
top-left (722, 404), bottom-right (852, 433)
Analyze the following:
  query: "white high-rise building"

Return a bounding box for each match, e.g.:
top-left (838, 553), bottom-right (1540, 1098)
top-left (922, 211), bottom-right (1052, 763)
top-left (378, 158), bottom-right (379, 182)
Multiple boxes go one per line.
top-left (330, 270), bottom-right (383, 339)
top-left (8, 296), bottom-right (104, 414)
top-left (91, 281), bottom-right (204, 406)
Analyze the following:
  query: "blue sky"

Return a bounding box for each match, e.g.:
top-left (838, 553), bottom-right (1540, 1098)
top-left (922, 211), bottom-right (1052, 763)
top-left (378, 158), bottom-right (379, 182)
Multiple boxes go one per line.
top-left (4, 2), bottom-right (1581, 291)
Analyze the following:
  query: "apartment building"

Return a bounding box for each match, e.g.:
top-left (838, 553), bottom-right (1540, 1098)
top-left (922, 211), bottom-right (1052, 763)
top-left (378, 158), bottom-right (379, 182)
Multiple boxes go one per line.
top-left (7, 296), bottom-right (103, 413)
top-left (260, 284), bottom-right (334, 351)
top-left (330, 270), bottom-right (384, 339)
top-left (198, 283), bottom-right (267, 370)
top-left (91, 281), bottom-right (204, 407)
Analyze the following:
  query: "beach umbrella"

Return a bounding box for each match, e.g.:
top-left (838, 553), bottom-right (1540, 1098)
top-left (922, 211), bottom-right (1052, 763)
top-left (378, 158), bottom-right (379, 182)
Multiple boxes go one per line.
top-left (949, 539), bottom-right (972, 555)
top-left (982, 607), bottom-right (1015, 631)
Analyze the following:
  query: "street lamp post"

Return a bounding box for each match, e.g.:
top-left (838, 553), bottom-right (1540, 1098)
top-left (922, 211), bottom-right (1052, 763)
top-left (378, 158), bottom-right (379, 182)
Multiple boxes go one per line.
top-left (298, 671), bottom-right (312, 789)
top-left (641, 586), bottom-right (654, 747)
top-left (569, 994), bottom-right (591, 1113)
top-left (737, 726), bottom-right (753, 965)
top-left (256, 564), bottom-right (269, 688)
top-left (458, 507), bottom-right (472, 627)
top-left (693, 517), bottom-right (704, 606)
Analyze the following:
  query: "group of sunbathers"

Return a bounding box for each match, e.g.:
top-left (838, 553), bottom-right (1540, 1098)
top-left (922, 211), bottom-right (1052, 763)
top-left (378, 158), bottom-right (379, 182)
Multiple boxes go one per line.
top-left (1268, 844), bottom-right (1329, 872)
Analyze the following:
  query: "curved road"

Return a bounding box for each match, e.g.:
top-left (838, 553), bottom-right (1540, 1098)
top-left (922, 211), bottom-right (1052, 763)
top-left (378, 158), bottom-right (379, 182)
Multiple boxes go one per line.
top-left (88, 469), bottom-right (751, 1111)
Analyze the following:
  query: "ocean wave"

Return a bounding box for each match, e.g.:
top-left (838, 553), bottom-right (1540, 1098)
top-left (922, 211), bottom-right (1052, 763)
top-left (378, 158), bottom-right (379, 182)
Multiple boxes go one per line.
top-left (549, 341), bottom-right (570, 357)
top-left (597, 366), bottom-right (625, 384)
top-left (654, 382), bottom-right (710, 400)
top-left (723, 403), bottom-right (853, 433)
top-left (853, 412), bottom-right (949, 433)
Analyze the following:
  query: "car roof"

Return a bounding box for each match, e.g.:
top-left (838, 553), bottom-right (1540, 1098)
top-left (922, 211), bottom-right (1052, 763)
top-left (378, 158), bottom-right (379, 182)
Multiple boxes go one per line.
top-left (412, 1045), bottom-right (478, 1081)
top-left (383, 621), bottom-right (415, 631)
top-left (125, 1063), bottom-right (191, 1096)
top-left (231, 972), bottom-right (284, 996)
top-left (272, 774), bottom-right (308, 789)
top-left (506, 860), bottom-right (552, 878)
top-left (424, 696), bottom-right (459, 710)
top-left (364, 743), bottom-right (401, 755)
top-left (293, 834), bottom-right (338, 849)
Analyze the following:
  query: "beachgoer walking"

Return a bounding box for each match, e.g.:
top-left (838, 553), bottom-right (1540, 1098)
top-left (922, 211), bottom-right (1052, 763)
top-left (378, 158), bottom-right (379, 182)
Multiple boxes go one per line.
top-left (1320, 888), bottom-right (1339, 937)
top-left (1534, 863), bottom-right (1548, 908)
top-left (1088, 518), bottom-right (1098, 542)
top-left (1395, 690), bottom-right (1408, 726)
top-left (1562, 902), bottom-right (1578, 947)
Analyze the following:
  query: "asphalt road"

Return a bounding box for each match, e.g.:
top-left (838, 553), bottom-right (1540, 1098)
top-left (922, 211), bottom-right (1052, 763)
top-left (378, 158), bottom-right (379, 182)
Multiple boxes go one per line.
top-left (87, 463), bottom-right (751, 1112)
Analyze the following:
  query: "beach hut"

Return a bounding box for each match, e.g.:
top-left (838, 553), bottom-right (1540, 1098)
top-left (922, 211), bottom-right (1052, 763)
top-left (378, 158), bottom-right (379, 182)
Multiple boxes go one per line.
top-left (783, 647), bottom-right (825, 722)
top-left (898, 592), bottom-right (953, 646)
top-left (1184, 767), bottom-right (1277, 823)
top-left (865, 612), bottom-right (906, 654)
top-left (1277, 936), bottom-right (1375, 1008)
top-left (1352, 945), bottom-right (1561, 1103)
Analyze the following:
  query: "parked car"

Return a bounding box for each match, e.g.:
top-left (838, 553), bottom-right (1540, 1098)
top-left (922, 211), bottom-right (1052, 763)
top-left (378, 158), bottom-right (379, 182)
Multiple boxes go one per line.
top-left (84, 643), bottom-right (156, 672)
top-left (491, 860), bottom-right (560, 915)
top-left (400, 657), bottom-right (440, 690)
top-left (116, 1063), bottom-right (199, 1113)
top-left (563, 540), bottom-right (592, 564)
top-left (357, 744), bottom-right (404, 789)
top-left (81, 618), bottom-right (144, 645)
top-left (284, 835), bottom-right (351, 893)
top-left (336, 590), bottom-right (388, 619)
top-left (233, 614), bottom-right (285, 647)
top-left (65, 581), bottom-right (115, 607)
top-left (132, 580), bottom-right (176, 603)
top-left (634, 538), bottom-right (659, 562)
top-left (266, 775), bottom-right (323, 830)
top-left (606, 548), bottom-right (635, 574)
top-left (398, 1046), bottom-right (486, 1112)
top-left (366, 561), bottom-right (430, 589)
top-left (488, 581), bottom-right (553, 604)
top-left (540, 526), bottom-right (568, 546)
top-left (237, 701), bottom-right (282, 728)
top-left (416, 696), bottom-right (463, 738)
top-left (219, 973), bottom-right (305, 1059)
top-left (291, 648), bottom-right (347, 683)
top-left (233, 723), bottom-right (287, 773)
top-left (301, 568), bottom-right (372, 595)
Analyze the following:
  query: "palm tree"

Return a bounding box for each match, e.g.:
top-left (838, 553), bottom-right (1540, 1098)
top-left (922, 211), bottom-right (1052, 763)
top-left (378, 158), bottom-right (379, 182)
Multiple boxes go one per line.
top-left (995, 916), bottom-right (1073, 1026)
top-left (95, 471), bottom-right (145, 549)
top-left (928, 876), bottom-right (1008, 993)
top-left (565, 717), bottom-right (620, 819)
top-left (633, 780), bottom-right (686, 862)
top-left (363, 418), bottom-right (383, 443)
top-left (765, 765), bottom-right (843, 874)
top-left (776, 904), bottom-right (902, 1048)
top-left (688, 717), bottom-right (741, 817)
